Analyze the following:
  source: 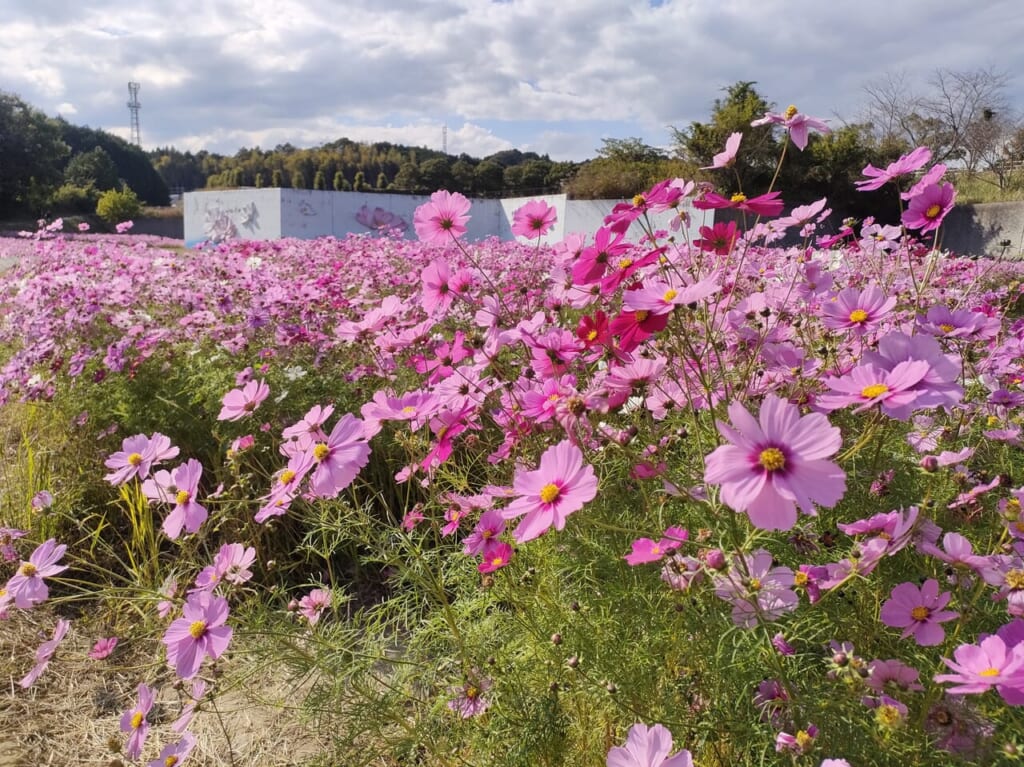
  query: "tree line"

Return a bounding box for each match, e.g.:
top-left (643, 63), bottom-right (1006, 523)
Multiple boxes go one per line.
top-left (3, 68), bottom-right (1021, 225)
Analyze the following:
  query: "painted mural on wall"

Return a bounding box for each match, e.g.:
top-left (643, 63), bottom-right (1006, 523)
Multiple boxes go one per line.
top-left (354, 204), bottom-right (409, 235)
top-left (202, 200), bottom-right (261, 243)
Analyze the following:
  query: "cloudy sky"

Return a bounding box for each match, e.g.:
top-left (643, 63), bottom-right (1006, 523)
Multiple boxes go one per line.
top-left (3, 0), bottom-right (1022, 161)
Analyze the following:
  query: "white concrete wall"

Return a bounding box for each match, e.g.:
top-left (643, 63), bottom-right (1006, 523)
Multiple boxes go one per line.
top-left (184, 189), bottom-right (711, 247)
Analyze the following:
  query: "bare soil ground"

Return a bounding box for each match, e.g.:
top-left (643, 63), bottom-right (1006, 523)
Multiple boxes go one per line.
top-left (1, 608), bottom-right (332, 766)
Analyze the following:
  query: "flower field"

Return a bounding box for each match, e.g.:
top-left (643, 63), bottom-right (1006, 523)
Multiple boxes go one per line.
top-left (3, 132), bottom-right (1024, 766)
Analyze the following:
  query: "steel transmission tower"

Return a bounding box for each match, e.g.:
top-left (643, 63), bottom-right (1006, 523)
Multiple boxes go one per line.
top-left (127, 82), bottom-right (141, 146)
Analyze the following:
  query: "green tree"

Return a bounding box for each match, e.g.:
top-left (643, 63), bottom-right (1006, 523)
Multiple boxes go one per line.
top-left (333, 171), bottom-right (346, 191)
top-left (353, 170), bottom-right (369, 192)
top-left (96, 186), bottom-right (142, 228)
top-left (376, 172), bottom-right (388, 190)
top-left (314, 170), bottom-right (327, 190)
top-left (64, 146), bottom-right (120, 191)
top-left (391, 162), bottom-right (421, 192)
top-left (671, 81), bottom-right (780, 195)
top-left (291, 170), bottom-right (306, 189)
top-left (418, 158), bottom-right (453, 193)
top-left (254, 173), bottom-right (264, 188)
top-left (0, 91), bottom-right (69, 215)
top-left (272, 169), bottom-right (285, 188)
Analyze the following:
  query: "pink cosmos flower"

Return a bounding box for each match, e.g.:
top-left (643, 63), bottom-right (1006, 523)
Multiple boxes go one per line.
top-left (866, 658), bottom-right (924, 694)
top-left (147, 459), bottom-right (208, 540)
top-left (120, 683), bottom-right (155, 760)
top-left (218, 378), bottom-right (270, 421)
top-left (501, 440), bottom-right (598, 543)
top-left (861, 332), bottom-right (963, 412)
top-left (821, 284), bottom-right (897, 335)
top-left (162, 591), bottom-right (233, 679)
top-left (934, 635), bottom-right (1024, 702)
top-left (903, 182), bottom-right (956, 233)
top-left (817, 360), bottom-right (930, 421)
top-left (477, 541), bottom-right (514, 573)
top-left (88, 636), bottom-right (119, 660)
top-left (307, 413), bottom-right (371, 498)
top-left (713, 549), bottom-right (798, 628)
top-left (880, 579), bottom-right (959, 646)
top-left (855, 146), bottom-right (932, 191)
top-left (19, 618), bottom-right (70, 688)
top-left (702, 132), bottom-right (742, 169)
top-left (104, 432), bottom-right (180, 485)
top-left (694, 221), bottom-right (739, 255)
top-left (171, 679), bottom-right (207, 733)
top-left (413, 190), bottom-right (471, 244)
top-left (448, 676), bottom-right (492, 718)
top-left (462, 510), bottom-right (506, 557)
top-left (606, 722), bottom-right (693, 767)
top-left (624, 527), bottom-right (688, 566)
top-left (775, 724), bottom-right (817, 755)
top-left (147, 734), bottom-right (197, 767)
top-left (918, 305), bottom-right (1000, 340)
top-left (572, 226), bottom-right (631, 285)
top-left (282, 403), bottom-right (335, 447)
top-left (752, 105), bottom-right (830, 150)
top-left (298, 587), bottom-right (331, 625)
top-left (703, 394), bottom-right (846, 531)
top-left (0, 526), bottom-right (26, 562)
top-left (194, 542), bottom-right (257, 591)
top-left (511, 199), bottom-right (557, 239)
top-left (6, 538), bottom-right (68, 608)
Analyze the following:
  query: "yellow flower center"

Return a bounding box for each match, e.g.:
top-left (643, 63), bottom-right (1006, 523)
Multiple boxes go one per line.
top-left (794, 571), bottom-right (808, 587)
top-left (490, 555), bottom-right (505, 567)
top-left (539, 483), bottom-right (561, 504)
top-left (662, 289), bottom-right (678, 302)
top-left (876, 704), bottom-right (903, 729)
top-left (130, 711), bottom-right (144, 729)
top-left (1006, 498), bottom-right (1021, 516)
top-left (632, 194), bottom-right (646, 207)
top-left (165, 757), bottom-right (180, 767)
top-left (748, 578), bottom-right (762, 592)
top-left (1006, 569), bottom-right (1024, 590)
top-left (617, 257), bottom-right (633, 270)
top-left (280, 469), bottom-right (296, 485)
top-left (189, 620), bottom-right (207, 639)
top-left (730, 193), bottom-right (747, 204)
top-left (979, 667), bottom-right (1000, 677)
top-left (848, 308), bottom-right (869, 323)
top-left (861, 383), bottom-right (889, 399)
top-left (587, 329), bottom-right (598, 341)
top-left (926, 203), bottom-right (942, 219)
top-left (795, 730), bottom-right (813, 750)
top-left (634, 310), bottom-right (649, 322)
top-left (465, 685), bottom-right (479, 700)
top-left (758, 447), bottom-right (785, 472)
top-left (784, 104), bottom-right (799, 119)
top-left (175, 489), bottom-right (190, 505)
top-left (910, 606), bottom-right (930, 621)
top-left (18, 562), bottom-right (37, 577)
top-left (401, 405), bottom-right (416, 414)
top-left (939, 323), bottom-right (955, 334)
top-left (313, 443), bottom-right (330, 461)
top-left (127, 452), bottom-right (143, 466)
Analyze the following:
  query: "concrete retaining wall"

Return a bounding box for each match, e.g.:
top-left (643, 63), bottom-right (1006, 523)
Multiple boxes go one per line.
top-left (939, 202), bottom-right (1024, 259)
top-left (183, 189), bottom-right (707, 248)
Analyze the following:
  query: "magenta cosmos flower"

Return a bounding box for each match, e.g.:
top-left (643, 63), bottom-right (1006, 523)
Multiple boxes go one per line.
top-left (218, 378), bottom-right (270, 421)
top-left (413, 190), bottom-right (471, 244)
top-left (902, 181), bottom-right (956, 234)
top-left (817, 360), bottom-right (931, 421)
top-left (880, 579), bottom-right (959, 646)
top-left (501, 439), bottom-right (598, 543)
top-left (606, 722), bottom-right (693, 767)
top-left (704, 395), bottom-right (845, 531)
top-left (511, 199), bottom-right (558, 239)
top-left (144, 458), bottom-right (209, 540)
top-left (6, 538), bottom-right (68, 608)
top-left (162, 591), bottom-right (233, 679)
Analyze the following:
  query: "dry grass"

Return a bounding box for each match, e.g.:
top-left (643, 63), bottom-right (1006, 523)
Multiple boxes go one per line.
top-left (0, 608), bottom-right (333, 767)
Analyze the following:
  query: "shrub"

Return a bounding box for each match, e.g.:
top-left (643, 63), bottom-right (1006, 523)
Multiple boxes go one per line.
top-left (95, 186), bottom-right (142, 227)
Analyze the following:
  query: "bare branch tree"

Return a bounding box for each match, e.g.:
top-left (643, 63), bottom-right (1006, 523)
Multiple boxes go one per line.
top-left (925, 65), bottom-right (1012, 168)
